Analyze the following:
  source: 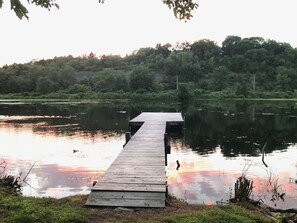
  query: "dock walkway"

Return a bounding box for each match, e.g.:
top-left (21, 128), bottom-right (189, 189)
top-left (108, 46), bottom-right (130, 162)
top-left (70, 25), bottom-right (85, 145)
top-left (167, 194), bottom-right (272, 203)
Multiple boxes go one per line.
top-left (86, 112), bottom-right (183, 207)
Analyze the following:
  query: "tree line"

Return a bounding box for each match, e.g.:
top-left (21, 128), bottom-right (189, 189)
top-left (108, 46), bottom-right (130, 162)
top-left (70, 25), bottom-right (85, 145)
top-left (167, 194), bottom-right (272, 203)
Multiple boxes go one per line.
top-left (0, 35), bottom-right (297, 99)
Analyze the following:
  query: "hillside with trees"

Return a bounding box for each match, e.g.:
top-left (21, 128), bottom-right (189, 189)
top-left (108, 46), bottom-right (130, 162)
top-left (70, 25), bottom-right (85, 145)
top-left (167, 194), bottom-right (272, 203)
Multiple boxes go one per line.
top-left (1, 36), bottom-right (297, 100)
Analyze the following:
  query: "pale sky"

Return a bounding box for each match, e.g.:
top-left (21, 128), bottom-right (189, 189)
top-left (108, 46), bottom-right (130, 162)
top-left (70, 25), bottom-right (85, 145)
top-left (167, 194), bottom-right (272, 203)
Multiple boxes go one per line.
top-left (1, 0), bottom-right (297, 66)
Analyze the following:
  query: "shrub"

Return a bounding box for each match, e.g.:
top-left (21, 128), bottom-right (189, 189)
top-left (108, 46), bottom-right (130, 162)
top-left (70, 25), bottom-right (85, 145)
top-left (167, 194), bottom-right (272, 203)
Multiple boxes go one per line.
top-left (0, 174), bottom-right (22, 194)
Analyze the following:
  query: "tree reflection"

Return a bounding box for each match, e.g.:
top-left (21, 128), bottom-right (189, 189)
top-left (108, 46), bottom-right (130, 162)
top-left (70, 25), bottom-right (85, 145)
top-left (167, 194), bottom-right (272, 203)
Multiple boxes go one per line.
top-left (184, 101), bottom-right (297, 156)
top-left (1, 100), bottom-right (297, 156)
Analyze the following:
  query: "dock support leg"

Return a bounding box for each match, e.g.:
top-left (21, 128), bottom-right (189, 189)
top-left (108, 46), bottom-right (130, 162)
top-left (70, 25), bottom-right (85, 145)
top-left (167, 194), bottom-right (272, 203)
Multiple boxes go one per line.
top-left (124, 132), bottom-right (131, 147)
top-left (164, 133), bottom-right (171, 166)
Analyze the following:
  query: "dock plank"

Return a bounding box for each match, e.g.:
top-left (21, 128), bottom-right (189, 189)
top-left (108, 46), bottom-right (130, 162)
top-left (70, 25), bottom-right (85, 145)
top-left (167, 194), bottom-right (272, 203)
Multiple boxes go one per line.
top-left (87, 191), bottom-right (165, 200)
top-left (92, 183), bottom-right (166, 192)
top-left (98, 178), bottom-right (165, 185)
top-left (86, 196), bottom-right (165, 207)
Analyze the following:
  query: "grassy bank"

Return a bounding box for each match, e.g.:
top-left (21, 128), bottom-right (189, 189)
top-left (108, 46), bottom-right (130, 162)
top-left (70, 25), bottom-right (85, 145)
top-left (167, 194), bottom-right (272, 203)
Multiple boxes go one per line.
top-left (0, 91), bottom-right (178, 101)
top-left (0, 187), bottom-right (275, 223)
top-left (1, 90), bottom-right (297, 102)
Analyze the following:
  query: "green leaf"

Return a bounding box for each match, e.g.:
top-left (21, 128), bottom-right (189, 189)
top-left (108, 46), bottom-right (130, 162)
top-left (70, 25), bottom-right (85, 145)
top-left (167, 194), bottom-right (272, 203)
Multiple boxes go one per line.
top-left (163, 0), bottom-right (198, 20)
top-left (29, 0), bottom-right (59, 9)
top-left (10, 0), bottom-right (29, 19)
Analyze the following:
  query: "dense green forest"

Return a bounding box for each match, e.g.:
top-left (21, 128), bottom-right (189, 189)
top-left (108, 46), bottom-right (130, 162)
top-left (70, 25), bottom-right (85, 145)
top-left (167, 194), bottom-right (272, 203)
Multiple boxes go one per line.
top-left (1, 35), bottom-right (297, 100)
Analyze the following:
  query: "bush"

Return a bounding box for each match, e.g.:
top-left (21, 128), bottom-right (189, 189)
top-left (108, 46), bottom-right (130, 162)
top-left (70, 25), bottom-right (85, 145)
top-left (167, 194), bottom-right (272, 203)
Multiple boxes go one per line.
top-left (0, 161), bottom-right (22, 194)
top-left (0, 174), bottom-right (22, 194)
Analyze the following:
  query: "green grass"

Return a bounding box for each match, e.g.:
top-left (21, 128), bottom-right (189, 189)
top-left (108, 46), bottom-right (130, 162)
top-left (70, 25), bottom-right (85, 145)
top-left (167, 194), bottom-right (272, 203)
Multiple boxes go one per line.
top-left (0, 186), bottom-right (275, 223)
top-left (0, 189), bottom-right (87, 223)
top-left (158, 205), bottom-right (272, 223)
top-left (1, 89), bottom-right (297, 101)
top-left (0, 90), bottom-right (178, 101)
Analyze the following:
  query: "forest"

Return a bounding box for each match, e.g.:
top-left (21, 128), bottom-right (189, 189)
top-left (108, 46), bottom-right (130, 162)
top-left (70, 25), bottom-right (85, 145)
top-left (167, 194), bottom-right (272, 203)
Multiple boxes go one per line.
top-left (0, 35), bottom-right (297, 100)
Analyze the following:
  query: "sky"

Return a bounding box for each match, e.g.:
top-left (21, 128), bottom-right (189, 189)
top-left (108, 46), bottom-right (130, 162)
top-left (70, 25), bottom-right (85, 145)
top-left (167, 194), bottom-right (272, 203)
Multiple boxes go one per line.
top-left (1, 0), bottom-right (297, 66)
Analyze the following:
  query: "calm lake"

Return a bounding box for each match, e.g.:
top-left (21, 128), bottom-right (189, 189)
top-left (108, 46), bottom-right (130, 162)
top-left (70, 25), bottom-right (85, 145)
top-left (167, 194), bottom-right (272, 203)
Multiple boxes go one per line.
top-left (0, 100), bottom-right (297, 209)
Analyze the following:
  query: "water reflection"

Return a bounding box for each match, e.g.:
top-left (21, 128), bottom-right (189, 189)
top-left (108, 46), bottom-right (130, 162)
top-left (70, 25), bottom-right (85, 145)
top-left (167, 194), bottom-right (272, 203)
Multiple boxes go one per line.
top-left (0, 102), bottom-right (131, 137)
top-left (0, 100), bottom-right (297, 209)
top-left (167, 140), bottom-right (297, 209)
top-left (0, 124), bottom-right (124, 198)
top-left (22, 164), bottom-right (102, 198)
top-left (184, 101), bottom-right (297, 156)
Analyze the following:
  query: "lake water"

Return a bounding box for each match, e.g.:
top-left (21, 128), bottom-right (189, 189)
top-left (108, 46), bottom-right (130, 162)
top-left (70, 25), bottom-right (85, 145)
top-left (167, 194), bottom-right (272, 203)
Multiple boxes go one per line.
top-left (0, 100), bottom-right (296, 209)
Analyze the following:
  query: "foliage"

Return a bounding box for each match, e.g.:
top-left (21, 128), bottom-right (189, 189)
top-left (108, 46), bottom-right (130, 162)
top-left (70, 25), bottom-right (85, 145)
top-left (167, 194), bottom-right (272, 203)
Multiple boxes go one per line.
top-left (177, 83), bottom-right (192, 102)
top-left (129, 66), bottom-right (154, 91)
top-left (92, 68), bottom-right (129, 92)
top-left (0, 0), bottom-right (59, 19)
top-left (0, 36), bottom-right (297, 100)
top-left (0, 174), bottom-right (22, 194)
top-left (2, 0), bottom-right (198, 20)
top-left (233, 176), bottom-right (254, 203)
top-left (36, 76), bottom-right (57, 94)
top-left (162, 0), bottom-right (199, 20)
top-left (0, 161), bottom-right (22, 194)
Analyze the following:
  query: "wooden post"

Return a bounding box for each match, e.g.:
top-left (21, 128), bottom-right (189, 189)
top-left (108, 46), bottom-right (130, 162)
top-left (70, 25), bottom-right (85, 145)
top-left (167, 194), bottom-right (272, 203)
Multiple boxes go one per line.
top-left (164, 133), bottom-right (168, 147)
top-left (164, 133), bottom-right (171, 166)
top-left (164, 133), bottom-right (171, 153)
top-left (124, 132), bottom-right (131, 147)
top-left (125, 132), bottom-right (131, 143)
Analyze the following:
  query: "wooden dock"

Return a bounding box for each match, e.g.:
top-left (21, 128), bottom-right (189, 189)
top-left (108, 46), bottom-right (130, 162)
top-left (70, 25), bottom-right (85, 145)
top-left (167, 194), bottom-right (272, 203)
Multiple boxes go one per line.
top-left (86, 112), bottom-right (184, 208)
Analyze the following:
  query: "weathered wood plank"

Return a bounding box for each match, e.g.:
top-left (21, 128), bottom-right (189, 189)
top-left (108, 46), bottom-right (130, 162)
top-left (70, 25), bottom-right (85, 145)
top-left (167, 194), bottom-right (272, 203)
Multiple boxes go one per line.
top-left (111, 162), bottom-right (164, 166)
top-left (86, 196), bottom-right (165, 207)
top-left (123, 147), bottom-right (164, 152)
top-left (113, 155), bottom-right (164, 159)
top-left (129, 112), bottom-right (183, 123)
top-left (106, 165), bottom-right (165, 171)
top-left (112, 159), bottom-right (164, 164)
top-left (104, 168), bottom-right (165, 176)
top-left (99, 172), bottom-right (165, 178)
top-left (92, 183), bottom-right (166, 192)
top-left (101, 174), bottom-right (165, 180)
top-left (86, 191), bottom-right (165, 200)
top-left (100, 176), bottom-right (165, 182)
top-left (98, 178), bottom-right (165, 185)
top-left (116, 155), bottom-right (164, 159)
